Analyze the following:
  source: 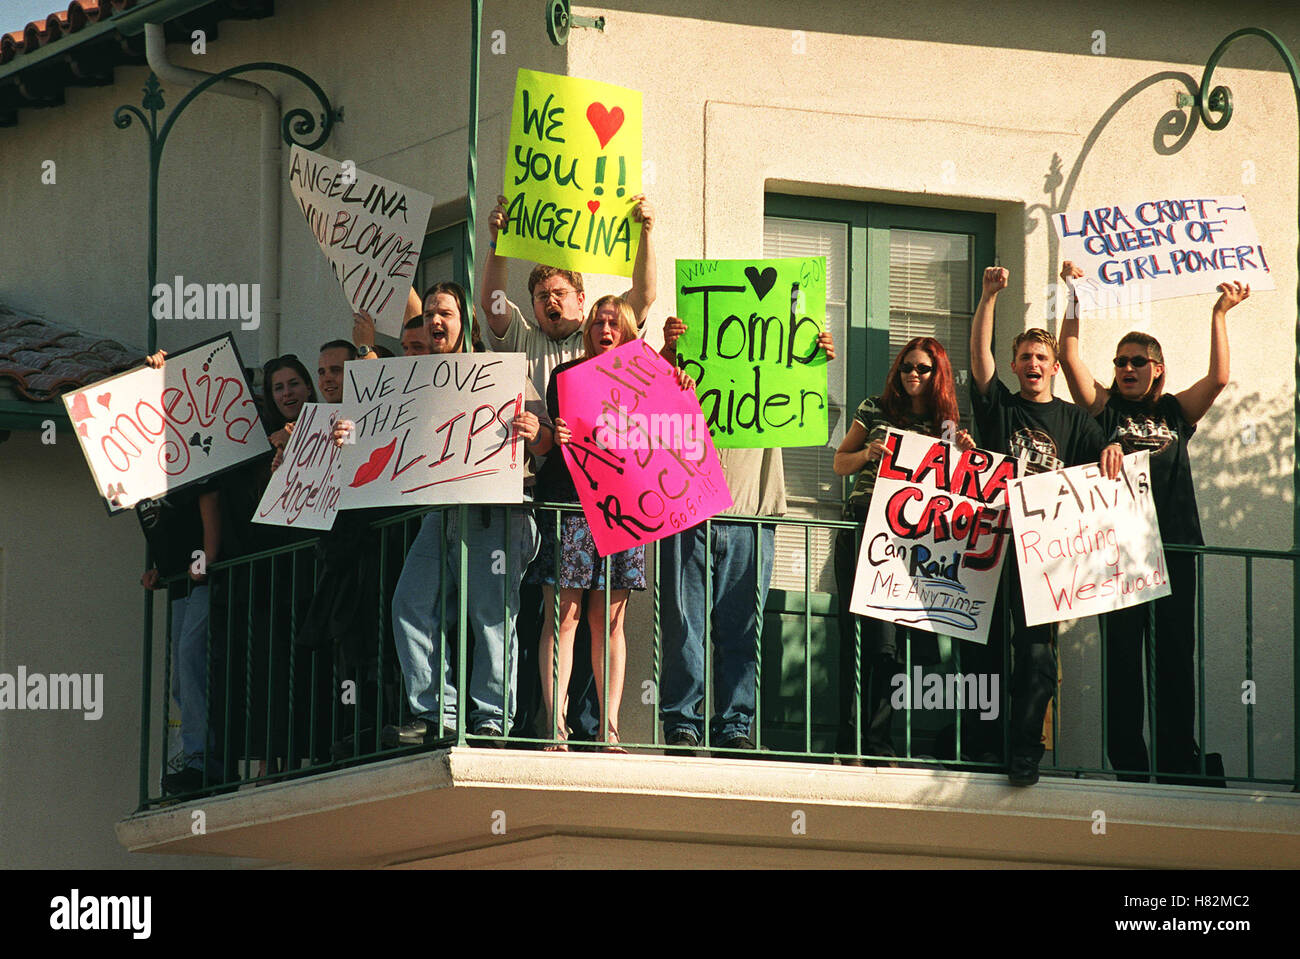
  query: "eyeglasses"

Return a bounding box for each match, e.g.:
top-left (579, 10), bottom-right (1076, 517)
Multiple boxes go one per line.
top-left (533, 288), bottom-right (577, 303)
top-left (1113, 355), bottom-right (1152, 369)
top-left (899, 362), bottom-right (933, 375)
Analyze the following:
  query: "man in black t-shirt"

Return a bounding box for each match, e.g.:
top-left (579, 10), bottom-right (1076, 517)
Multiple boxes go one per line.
top-left (970, 266), bottom-right (1118, 786)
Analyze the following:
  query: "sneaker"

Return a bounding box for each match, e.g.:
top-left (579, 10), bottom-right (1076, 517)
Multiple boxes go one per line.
top-left (665, 728), bottom-right (701, 757)
top-left (161, 767), bottom-right (205, 796)
top-left (1008, 755), bottom-right (1040, 787)
top-left (714, 734), bottom-right (758, 758)
top-left (470, 724), bottom-right (506, 748)
top-left (381, 717), bottom-right (455, 747)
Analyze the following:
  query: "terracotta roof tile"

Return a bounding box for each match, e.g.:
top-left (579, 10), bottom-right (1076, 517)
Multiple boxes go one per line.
top-left (0, 305), bottom-right (141, 401)
top-left (0, 1), bottom-right (130, 67)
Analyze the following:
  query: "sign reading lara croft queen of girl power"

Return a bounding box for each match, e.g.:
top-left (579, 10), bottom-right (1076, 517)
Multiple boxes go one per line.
top-left (1052, 194), bottom-right (1274, 308)
top-left (674, 256), bottom-right (829, 448)
top-left (496, 69), bottom-right (643, 277)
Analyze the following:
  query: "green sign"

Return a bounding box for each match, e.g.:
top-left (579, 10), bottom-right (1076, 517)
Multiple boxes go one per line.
top-left (674, 257), bottom-right (828, 448)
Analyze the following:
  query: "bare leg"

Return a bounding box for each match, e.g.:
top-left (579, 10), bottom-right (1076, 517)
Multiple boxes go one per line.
top-left (539, 585), bottom-right (582, 749)
top-left (588, 589), bottom-right (630, 751)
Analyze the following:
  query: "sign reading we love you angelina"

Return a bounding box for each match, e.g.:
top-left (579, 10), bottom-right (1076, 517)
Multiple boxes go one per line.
top-left (496, 69), bottom-right (643, 277)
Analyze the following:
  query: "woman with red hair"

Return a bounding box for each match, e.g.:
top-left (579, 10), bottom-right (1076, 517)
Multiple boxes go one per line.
top-left (832, 337), bottom-right (972, 764)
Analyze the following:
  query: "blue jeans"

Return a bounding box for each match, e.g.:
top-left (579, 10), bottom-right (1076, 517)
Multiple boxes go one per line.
top-left (659, 521), bottom-right (776, 743)
top-left (170, 586), bottom-right (215, 773)
top-left (391, 505), bottom-right (539, 734)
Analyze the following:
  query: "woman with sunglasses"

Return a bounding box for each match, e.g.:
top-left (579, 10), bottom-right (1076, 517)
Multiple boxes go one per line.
top-left (832, 337), bottom-right (973, 764)
top-left (261, 354), bottom-right (317, 456)
top-left (1058, 260), bottom-right (1250, 783)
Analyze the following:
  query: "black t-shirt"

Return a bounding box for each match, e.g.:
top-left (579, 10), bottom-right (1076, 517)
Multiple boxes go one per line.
top-left (971, 378), bottom-right (1105, 474)
top-left (136, 483), bottom-right (213, 595)
top-left (537, 356), bottom-right (585, 504)
top-left (1096, 393), bottom-right (1203, 545)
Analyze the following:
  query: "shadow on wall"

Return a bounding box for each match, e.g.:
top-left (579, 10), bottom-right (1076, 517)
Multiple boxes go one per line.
top-left (1196, 382), bottom-right (1295, 543)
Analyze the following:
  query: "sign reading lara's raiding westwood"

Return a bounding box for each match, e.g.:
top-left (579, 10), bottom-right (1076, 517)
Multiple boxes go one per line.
top-left (1053, 195), bottom-right (1274, 308)
top-left (62, 334), bottom-right (267, 513)
top-left (288, 145), bottom-right (436, 337)
top-left (556, 339), bottom-right (732, 557)
top-left (336, 353), bottom-right (527, 509)
top-left (849, 429), bottom-right (1016, 646)
top-left (254, 402), bottom-right (345, 531)
top-left (496, 69), bottom-right (643, 277)
top-left (674, 256), bottom-right (829, 449)
top-left (1008, 451), bottom-right (1170, 627)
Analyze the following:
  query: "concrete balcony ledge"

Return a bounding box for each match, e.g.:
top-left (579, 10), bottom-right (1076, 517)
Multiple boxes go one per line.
top-left (116, 750), bottom-right (1300, 868)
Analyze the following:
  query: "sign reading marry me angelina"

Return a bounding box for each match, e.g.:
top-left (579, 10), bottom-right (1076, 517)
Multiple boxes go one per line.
top-left (1008, 451), bottom-right (1170, 627)
top-left (288, 146), bottom-right (435, 337)
top-left (61, 335), bottom-right (267, 513)
top-left (674, 256), bottom-right (829, 449)
top-left (496, 69), bottom-right (643, 276)
top-left (254, 403), bottom-right (345, 531)
top-left (849, 429), bottom-right (1016, 645)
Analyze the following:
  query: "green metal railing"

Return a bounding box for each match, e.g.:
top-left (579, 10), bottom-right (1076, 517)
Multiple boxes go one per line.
top-left (139, 503), bottom-right (1299, 807)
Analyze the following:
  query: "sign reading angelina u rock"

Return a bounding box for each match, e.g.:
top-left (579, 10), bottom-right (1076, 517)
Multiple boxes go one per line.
top-left (849, 429), bottom-right (1016, 645)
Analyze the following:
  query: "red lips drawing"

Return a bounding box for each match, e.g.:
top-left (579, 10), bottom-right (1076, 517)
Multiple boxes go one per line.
top-left (348, 438), bottom-right (397, 488)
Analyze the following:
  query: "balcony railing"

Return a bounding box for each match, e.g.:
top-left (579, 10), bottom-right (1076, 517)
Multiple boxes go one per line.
top-left (139, 503), bottom-right (1300, 807)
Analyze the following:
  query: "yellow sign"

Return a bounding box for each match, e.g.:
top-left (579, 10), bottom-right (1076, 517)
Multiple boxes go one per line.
top-left (496, 69), bottom-right (643, 277)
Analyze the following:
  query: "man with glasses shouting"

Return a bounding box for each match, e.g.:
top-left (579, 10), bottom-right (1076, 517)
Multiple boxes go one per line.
top-left (480, 193), bottom-right (656, 398)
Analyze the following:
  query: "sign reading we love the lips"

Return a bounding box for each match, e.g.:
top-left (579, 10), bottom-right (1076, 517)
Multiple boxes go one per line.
top-left (496, 68), bottom-right (643, 277)
top-left (335, 353), bottom-right (527, 510)
top-left (61, 334), bottom-right (267, 514)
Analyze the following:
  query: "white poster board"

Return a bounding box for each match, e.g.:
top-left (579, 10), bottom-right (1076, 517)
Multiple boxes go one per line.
top-left (336, 353), bottom-right (527, 509)
top-left (253, 402), bottom-right (344, 530)
top-left (1053, 194), bottom-right (1274, 309)
top-left (288, 145), bottom-right (435, 336)
top-left (1008, 451), bottom-right (1171, 627)
top-left (848, 429), bottom-right (1017, 645)
top-left (61, 334), bottom-right (267, 513)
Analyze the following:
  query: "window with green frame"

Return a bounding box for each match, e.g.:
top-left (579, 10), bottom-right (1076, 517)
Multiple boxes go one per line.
top-left (763, 195), bottom-right (995, 596)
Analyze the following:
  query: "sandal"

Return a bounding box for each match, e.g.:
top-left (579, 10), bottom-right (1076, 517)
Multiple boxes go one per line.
top-left (601, 728), bottom-right (628, 755)
top-left (542, 724), bottom-right (569, 752)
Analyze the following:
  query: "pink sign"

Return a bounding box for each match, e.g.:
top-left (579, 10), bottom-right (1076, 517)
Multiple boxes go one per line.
top-left (557, 339), bottom-right (733, 556)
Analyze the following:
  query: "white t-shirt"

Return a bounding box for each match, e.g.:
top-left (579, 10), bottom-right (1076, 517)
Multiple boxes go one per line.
top-left (484, 299), bottom-right (584, 401)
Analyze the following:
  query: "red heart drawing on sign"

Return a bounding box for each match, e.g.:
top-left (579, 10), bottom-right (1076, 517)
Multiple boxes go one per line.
top-left (97, 393), bottom-right (112, 409)
top-left (586, 103), bottom-right (624, 149)
top-left (76, 423), bottom-right (89, 438)
top-left (69, 393), bottom-right (92, 422)
top-left (588, 200), bottom-right (600, 214)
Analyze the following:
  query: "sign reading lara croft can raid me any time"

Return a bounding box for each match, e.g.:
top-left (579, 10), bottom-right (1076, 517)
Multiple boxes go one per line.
top-left (849, 429), bottom-right (1016, 646)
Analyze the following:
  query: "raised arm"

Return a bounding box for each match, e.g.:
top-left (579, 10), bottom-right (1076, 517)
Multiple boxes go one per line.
top-left (1057, 261), bottom-right (1106, 415)
top-left (970, 266), bottom-right (1007, 397)
top-left (624, 195), bottom-right (657, 328)
top-left (1175, 280), bottom-right (1248, 425)
top-left (481, 194), bottom-right (512, 338)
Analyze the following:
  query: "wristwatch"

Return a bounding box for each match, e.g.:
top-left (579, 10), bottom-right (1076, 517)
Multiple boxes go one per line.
top-left (357, 344), bottom-right (372, 357)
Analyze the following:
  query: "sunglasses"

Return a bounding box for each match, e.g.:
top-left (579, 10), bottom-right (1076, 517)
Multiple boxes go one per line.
top-left (899, 362), bottom-right (933, 375)
top-left (1113, 355), bottom-right (1152, 369)
top-left (263, 353), bottom-right (301, 372)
